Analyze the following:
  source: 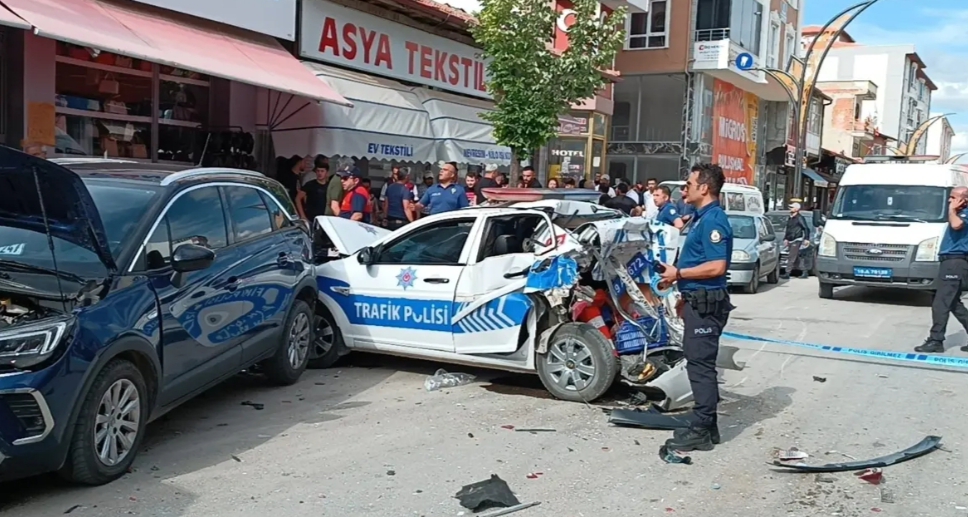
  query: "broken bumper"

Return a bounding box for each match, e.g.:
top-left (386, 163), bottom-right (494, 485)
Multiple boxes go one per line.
top-left (644, 346), bottom-right (746, 411)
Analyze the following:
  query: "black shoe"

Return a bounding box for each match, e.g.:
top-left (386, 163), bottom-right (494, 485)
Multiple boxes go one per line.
top-left (666, 426), bottom-right (716, 452)
top-left (674, 424), bottom-right (720, 443)
top-left (799, 272), bottom-right (810, 279)
top-left (914, 339), bottom-right (944, 353)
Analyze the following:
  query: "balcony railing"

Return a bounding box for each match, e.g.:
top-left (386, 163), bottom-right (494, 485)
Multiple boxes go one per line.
top-left (694, 28), bottom-right (730, 42)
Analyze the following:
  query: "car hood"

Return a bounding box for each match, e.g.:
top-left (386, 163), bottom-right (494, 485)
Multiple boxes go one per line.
top-left (314, 215), bottom-right (391, 255)
top-left (734, 237), bottom-right (758, 252)
top-left (0, 147), bottom-right (117, 272)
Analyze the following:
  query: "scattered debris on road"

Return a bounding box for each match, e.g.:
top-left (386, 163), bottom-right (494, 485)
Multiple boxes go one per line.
top-left (658, 445), bottom-right (692, 465)
top-left (477, 501), bottom-right (541, 517)
top-left (424, 369), bottom-right (476, 391)
top-left (774, 447), bottom-right (809, 461)
top-left (855, 468), bottom-right (883, 485)
top-left (514, 428), bottom-right (556, 433)
top-left (814, 473), bottom-right (835, 483)
top-left (880, 488), bottom-right (895, 504)
top-left (240, 400), bottom-right (264, 410)
top-left (64, 505), bottom-right (83, 514)
top-left (607, 408), bottom-right (691, 430)
top-left (771, 435), bottom-right (942, 472)
top-left (454, 474), bottom-right (521, 512)
top-left (812, 376), bottom-right (827, 383)
top-left (231, 455), bottom-right (242, 463)
top-left (386, 470), bottom-right (396, 476)
top-left (500, 425), bottom-right (515, 430)
top-left (525, 472), bottom-right (543, 479)
top-left (824, 450), bottom-right (857, 460)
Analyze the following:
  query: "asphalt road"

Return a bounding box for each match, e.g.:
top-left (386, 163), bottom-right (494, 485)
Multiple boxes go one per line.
top-left (3, 278), bottom-right (967, 517)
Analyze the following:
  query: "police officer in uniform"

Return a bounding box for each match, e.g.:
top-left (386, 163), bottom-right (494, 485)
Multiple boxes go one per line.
top-left (915, 186), bottom-right (968, 354)
top-left (658, 163), bottom-right (733, 451)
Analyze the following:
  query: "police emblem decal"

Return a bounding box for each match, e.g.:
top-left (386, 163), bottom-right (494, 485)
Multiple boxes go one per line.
top-left (710, 229), bottom-right (722, 243)
top-left (396, 267), bottom-right (418, 290)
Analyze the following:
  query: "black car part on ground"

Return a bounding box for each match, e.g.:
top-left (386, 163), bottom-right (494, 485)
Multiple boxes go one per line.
top-left (607, 408), bottom-right (693, 430)
top-left (771, 435), bottom-right (942, 473)
top-left (455, 474), bottom-right (521, 512)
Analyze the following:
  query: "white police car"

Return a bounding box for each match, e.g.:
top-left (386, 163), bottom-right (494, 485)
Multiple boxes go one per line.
top-left (307, 189), bottom-right (741, 403)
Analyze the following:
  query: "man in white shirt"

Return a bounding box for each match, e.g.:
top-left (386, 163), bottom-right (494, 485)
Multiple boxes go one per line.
top-left (626, 181), bottom-right (659, 218)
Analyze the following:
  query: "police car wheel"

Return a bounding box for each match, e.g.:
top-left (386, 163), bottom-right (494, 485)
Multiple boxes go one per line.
top-left (309, 309), bottom-right (343, 369)
top-left (536, 322), bottom-right (619, 402)
top-left (263, 300), bottom-right (313, 386)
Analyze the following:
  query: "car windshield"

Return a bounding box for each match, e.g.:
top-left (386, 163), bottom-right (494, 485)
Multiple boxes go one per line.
top-left (728, 215), bottom-right (757, 239)
top-left (0, 181), bottom-right (158, 279)
top-left (830, 185), bottom-right (947, 222)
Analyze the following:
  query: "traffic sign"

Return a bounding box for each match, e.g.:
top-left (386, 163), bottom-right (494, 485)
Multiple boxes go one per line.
top-left (735, 52), bottom-right (754, 71)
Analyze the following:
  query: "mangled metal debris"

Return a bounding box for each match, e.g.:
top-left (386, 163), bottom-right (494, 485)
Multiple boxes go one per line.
top-left (607, 408), bottom-right (692, 430)
top-left (771, 435), bottom-right (942, 473)
top-left (455, 474), bottom-right (520, 512)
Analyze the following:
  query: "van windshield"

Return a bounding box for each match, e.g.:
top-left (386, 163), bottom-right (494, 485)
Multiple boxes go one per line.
top-left (830, 185), bottom-right (948, 222)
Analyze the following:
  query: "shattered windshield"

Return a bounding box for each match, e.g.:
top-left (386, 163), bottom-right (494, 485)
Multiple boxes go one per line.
top-left (831, 185), bottom-right (947, 223)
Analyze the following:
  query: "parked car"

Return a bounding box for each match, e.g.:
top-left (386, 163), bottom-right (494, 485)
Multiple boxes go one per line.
top-left (662, 180), bottom-right (765, 214)
top-left (0, 150), bottom-right (317, 485)
top-left (725, 212), bottom-right (780, 293)
top-left (766, 210), bottom-right (822, 276)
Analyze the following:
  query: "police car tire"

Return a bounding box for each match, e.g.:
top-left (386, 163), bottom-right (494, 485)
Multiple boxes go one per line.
top-left (308, 309), bottom-right (343, 369)
top-left (263, 300), bottom-right (313, 386)
top-left (536, 322), bottom-right (619, 403)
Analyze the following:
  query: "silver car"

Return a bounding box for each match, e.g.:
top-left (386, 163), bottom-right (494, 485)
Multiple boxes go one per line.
top-left (726, 212), bottom-right (781, 293)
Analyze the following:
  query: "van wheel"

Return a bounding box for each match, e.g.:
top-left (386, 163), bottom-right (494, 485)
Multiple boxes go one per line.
top-left (744, 265), bottom-right (760, 294)
top-left (59, 360), bottom-right (148, 485)
top-left (766, 262), bottom-right (780, 284)
top-left (819, 282), bottom-right (834, 299)
top-left (263, 300), bottom-right (312, 385)
top-left (309, 308), bottom-right (343, 369)
top-left (536, 323), bottom-right (619, 402)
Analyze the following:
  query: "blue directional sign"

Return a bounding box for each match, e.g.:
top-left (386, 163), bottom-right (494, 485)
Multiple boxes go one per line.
top-left (735, 52), bottom-right (754, 71)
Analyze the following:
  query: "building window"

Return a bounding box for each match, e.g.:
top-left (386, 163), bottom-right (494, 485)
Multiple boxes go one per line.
top-left (807, 98), bottom-right (822, 134)
top-left (783, 26), bottom-right (795, 70)
top-left (53, 42), bottom-right (209, 160)
top-left (0, 29), bottom-right (6, 144)
top-left (627, 0), bottom-right (669, 49)
top-left (730, 0), bottom-right (763, 54)
top-left (767, 20), bottom-right (780, 69)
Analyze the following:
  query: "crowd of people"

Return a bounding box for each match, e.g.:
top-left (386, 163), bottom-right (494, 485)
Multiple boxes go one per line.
top-left (277, 154), bottom-right (698, 232)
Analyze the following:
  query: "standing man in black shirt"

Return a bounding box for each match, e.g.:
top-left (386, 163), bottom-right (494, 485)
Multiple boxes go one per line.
top-left (281, 155), bottom-right (313, 206)
top-left (474, 164), bottom-right (500, 204)
top-left (604, 183), bottom-right (640, 215)
top-left (296, 158), bottom-right (331, 222)
top-left (521, 166), bottom-right (543, 188)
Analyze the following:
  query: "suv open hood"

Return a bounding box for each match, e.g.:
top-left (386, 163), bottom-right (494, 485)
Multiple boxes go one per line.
top-left (0, 147), bottom-right (118, 272)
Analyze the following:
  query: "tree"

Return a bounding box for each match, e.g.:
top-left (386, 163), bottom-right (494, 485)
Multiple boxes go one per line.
top-left (472, 0), bottom-right (626, 181)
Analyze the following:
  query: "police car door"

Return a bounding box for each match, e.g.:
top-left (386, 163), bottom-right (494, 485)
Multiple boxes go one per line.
top-left (344, 216), bottom-right (478, 352)
top-left (451, 213), bottom-right (542, 354)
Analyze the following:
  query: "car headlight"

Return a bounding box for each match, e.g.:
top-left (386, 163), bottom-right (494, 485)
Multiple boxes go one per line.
top-left (818, 232), bottom-right (837, 257)
top-left (0, 317), bottom-right (73, 370)
top-left (731, 250), bottom-right (751, 262)
top-left (915, 237), bottom-right (939, 262)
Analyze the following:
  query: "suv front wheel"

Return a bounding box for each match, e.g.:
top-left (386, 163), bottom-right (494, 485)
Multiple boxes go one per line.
top-left (60, 359), bottom-right (148, 485)
top-left (263, 299), bottom-right (313, 385)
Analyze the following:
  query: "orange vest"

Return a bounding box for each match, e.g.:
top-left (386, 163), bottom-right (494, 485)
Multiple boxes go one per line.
top-left (340, 186), bottom-right (373, 217)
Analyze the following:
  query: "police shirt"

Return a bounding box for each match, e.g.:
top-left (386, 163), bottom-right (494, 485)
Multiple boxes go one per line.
top-left (939, 208), bottom-right (968, 256)
top-left (656, 203), bottom-right (679, 226)
top-left (677, 200), bottom-right (732, 292)
top-left (384, 182), bottom-right (414, 221)
top-left (419, 183), bottom-right (470, 215)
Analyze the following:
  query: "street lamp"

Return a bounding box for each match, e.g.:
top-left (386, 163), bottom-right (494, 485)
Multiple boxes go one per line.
top-left (744, 0), bottom-right (881, 198)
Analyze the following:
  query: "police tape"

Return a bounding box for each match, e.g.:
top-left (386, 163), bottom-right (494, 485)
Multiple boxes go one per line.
top-left (722, 331), bottom-right (968, 370)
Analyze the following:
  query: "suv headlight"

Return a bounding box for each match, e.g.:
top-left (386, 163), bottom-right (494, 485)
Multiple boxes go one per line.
top-left (731, 250), bottom-right (751, 262)
top-left (0, 317), bottom-right (73, 370)
top-left (818, 232), bottom-right (837, 257)
top-left (915, 237), bottom-right (939, 262)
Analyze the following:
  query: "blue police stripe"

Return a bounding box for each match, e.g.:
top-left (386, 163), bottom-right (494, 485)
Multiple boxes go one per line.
top-left (723, 332), bottom-right (968, 369)
top-left (453, 294), bottom-right (530, 334)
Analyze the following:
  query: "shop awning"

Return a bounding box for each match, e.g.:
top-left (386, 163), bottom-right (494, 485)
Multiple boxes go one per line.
top-left (270, 62), bottom-right (437, 162)
top-left (801, 168), bottom-right (829, 188)
top-left (411, 89), bottom-right (512, 166)
top-left (0, 0), bottom-right (350, 107)
top-left (0, 4), bottom-right (27, 28)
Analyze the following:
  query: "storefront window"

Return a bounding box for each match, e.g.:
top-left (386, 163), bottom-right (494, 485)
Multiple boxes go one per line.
top-left (547, 138), bottom-right (587, 182)
top-left (592, 139), bottom-right (604, 177)
top-left (592, 113), bottom-right (607, 137)
top-left (53, 43), bottom-right (208, 161)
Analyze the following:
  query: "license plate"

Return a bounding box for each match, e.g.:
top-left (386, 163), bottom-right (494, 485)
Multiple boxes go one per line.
top-left (854, 266), bottom-right (892, 279)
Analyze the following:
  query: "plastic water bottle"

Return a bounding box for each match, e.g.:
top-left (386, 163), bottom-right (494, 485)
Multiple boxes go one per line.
top-left (424, 369), bottom-right (476, 391)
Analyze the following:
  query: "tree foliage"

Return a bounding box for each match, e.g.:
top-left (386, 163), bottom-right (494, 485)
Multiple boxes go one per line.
top-left (471, 0), bottom-right (626, 174)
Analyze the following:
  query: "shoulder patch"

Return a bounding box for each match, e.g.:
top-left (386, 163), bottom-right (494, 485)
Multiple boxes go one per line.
top-left (710, 229), bottom-right (722, 243)
top-left (669, 209), bottom-right (676, 215)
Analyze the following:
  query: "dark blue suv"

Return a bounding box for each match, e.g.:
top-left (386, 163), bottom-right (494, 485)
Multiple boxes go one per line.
top-left (0, 149), bottom-right (317, 485)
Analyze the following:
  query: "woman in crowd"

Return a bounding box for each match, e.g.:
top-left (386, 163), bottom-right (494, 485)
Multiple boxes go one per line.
top-left (547, 178), bottom-right (560, 189)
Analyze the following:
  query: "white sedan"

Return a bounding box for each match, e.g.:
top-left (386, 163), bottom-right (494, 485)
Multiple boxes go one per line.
top-left (308, 190), bottom-right (685, 402)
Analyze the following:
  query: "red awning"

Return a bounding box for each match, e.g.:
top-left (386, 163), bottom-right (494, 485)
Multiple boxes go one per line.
top-left (0, 4), bottom-right (27, 28)
top-left (0, 0), bottom-right (351, 107)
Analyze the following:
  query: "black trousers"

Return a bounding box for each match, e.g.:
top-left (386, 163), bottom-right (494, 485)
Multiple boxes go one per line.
top-left (385, 218), bottom-right (409, 231)
top-left (682, 294), bottom-right (732, 428)
top-left (929, 256), bottom-right (968, 342)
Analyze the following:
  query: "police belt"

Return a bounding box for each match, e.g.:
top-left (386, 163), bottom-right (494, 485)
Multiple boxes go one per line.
top-left (681, 288), bottom-right (729, 316)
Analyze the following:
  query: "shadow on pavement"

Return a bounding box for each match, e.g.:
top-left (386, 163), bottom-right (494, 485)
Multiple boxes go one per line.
top-left (718, 386), bottom-right (796, 443)
top-left (0, 363), bottom-right (396, 515)
top-left (832, 286), bottom-right (933, 307)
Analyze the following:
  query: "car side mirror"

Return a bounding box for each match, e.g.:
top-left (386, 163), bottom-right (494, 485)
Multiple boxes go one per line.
top-left (357, 246), bottom-right (375, 265)
top-left (171, 244), bottom-right (216, 273)
top-left (762, 233), bottom-right (776, 242)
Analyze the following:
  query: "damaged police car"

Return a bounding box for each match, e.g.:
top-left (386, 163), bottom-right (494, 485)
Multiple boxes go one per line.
top-left (310, 188), bottom-right (745, 404)
top-left (0, 149), bottom-right (317, 484)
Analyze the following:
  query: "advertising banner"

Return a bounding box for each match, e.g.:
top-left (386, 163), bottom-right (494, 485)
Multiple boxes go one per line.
top-left (712, 80), bottom-right (758, 185)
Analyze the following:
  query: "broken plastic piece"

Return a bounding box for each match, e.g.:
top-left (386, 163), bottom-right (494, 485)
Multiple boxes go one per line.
top-left (771, 435), bottom-right (942, 473)
top-left (776, 447), bottom-right (809, 461)
top-left (607, 408), bottom-right (692, 430)
top-left (813, 376), bottom-right (827, 383)
top-left (454, 474), bottom-right (521, 512)
top-left (424, 369), bottom-right (476, 391)
top-left (515, 428), bottom-right (556, 433)
top-left (856, 468), bottom-right (883, 485)
top-left (659, 445), bottom-right (692, 465)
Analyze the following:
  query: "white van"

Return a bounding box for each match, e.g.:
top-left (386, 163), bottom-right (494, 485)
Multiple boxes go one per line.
top-left (816, 158), bottom-right (968, 299)
top-left (661, 180), bottom-right (764, 214)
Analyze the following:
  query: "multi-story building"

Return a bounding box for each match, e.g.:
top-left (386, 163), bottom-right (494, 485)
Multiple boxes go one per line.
top-left (801, 26), bottom-right (937, 154)
top-left (817, 80), bottom-right (879, 159)
top-left (925, 113), bottom-right (955, 162)
top-left (607, 0), bottom-right (803, 187)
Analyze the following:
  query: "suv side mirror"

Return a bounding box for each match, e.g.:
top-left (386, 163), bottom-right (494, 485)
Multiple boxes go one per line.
top-left (171, 244), bottom-right (216, 273)
top-left (357, 246), bottom-right (375, 265)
